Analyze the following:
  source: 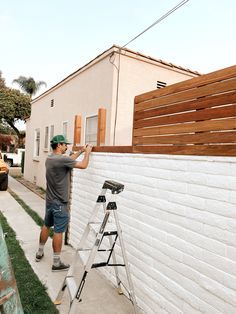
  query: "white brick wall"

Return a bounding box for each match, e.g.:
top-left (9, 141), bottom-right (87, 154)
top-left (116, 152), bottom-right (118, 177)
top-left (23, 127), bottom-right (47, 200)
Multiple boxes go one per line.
top-left (69, 153), bottom-right (236, 314)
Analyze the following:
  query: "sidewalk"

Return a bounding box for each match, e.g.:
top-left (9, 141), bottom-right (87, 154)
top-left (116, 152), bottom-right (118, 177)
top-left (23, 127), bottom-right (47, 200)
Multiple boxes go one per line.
top-left (0, 176), bottom-right (135, 313)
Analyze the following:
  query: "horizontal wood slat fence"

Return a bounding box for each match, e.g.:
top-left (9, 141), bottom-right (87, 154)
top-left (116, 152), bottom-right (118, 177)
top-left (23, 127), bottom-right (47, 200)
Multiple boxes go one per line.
top-left (132, 65), bottom-right (236, 156)
top-left (73, 66), bottom-right (236, 156)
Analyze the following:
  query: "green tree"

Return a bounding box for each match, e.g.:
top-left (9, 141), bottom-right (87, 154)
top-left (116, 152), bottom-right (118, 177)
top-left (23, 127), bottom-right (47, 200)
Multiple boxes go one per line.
top-left (0, 87), bottom-right (30, 147)
top-left (0, 71), bottom-right (6, 89)
top-left (0, 121), bottom-right (16, 135)
top-left (13, 76), bottom-right (46, 98)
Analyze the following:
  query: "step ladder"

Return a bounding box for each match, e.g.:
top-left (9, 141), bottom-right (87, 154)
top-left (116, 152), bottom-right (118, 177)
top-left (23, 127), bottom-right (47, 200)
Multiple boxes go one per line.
top-left (54, 180), bottom-right (139, 314)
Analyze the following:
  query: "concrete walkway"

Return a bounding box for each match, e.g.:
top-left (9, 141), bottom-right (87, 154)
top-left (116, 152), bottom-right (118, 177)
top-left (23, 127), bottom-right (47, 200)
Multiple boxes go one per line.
top-left (0, 176), bottom-right (135, 313)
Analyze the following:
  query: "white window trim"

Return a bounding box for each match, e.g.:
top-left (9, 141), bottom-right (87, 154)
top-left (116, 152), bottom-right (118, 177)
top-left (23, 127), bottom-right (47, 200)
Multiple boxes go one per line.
top-left (84, 114), bottom-right (98, 145)
top-left (49, 125), bottom-right (54, 151)
top-left (62, 120), bottom-right (69, 138)
top-left (44, 126), bottom-right (49, 152)
top-left (34, 128), bottom-right (40, 159)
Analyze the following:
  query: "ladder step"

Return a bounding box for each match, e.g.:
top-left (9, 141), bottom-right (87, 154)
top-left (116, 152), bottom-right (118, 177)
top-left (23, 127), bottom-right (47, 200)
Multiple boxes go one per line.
top-left (66, 277), bottom-right (77, 300)
top-left (92, 262), bottom-right (107, 268)
top-left (104, 231), bottom-right (117, 236)
top-left (89, 222), bottom-right (117, 234)
top-left (92, 262), bottom-right (126, 268)
top-left (103, 180), bottom-right (124, 194)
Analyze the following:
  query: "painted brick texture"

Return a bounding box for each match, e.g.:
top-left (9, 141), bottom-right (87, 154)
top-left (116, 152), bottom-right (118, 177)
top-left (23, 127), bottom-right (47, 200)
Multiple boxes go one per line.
top-left (69, 153), bottom-right (236, 314)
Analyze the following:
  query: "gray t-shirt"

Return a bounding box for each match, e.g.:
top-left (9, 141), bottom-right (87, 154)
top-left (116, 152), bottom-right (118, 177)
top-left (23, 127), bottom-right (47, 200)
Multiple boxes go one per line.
top-left (46, 154), bottom-right (76, 203)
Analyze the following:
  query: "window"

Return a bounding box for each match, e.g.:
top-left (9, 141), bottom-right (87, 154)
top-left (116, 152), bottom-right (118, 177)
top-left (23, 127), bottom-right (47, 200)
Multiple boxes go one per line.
top-left (49, 125), bottom-right (54, 151)
top-left (50, 125), bottom-right (54, 141)
top-left (62, 121), bottom-right (68, 138)
top-left (85, 115), bottom-right (98, 145)
top-left (34, 129), bottom-right (40, 157)
top-left (44, 126), bottom-right (49, 150)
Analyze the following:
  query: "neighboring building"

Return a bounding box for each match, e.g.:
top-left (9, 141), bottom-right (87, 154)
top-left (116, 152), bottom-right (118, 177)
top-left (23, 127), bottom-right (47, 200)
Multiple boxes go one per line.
top-left (24, 45), bottom-right (200, 188)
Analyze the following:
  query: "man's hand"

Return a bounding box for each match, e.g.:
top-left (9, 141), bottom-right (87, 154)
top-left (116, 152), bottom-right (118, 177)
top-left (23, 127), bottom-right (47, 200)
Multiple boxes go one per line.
top-left (74, 144), bottom-right (93, 169)
top-left (84, 144), bottom-right (93, 154)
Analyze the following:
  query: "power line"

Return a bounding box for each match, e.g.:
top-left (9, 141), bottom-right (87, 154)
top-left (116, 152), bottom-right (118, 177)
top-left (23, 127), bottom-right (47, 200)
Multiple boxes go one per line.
top-left (122, 0), bottom-right (190, 48)
top-left (112, 0), bottom-right (190, 145)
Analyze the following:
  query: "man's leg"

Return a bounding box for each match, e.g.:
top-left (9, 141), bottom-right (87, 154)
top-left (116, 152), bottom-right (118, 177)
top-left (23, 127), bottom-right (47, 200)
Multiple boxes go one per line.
top-left (51, 204), bottom-right (70, 271)
top-left (53, 232), bottom-right (63, 252)
top-left (51, 231), bottom-right (69, 271)
top-left (36, 225), bottom-right (50, 261)
top-left (52, 232), bottom-right (63, 267)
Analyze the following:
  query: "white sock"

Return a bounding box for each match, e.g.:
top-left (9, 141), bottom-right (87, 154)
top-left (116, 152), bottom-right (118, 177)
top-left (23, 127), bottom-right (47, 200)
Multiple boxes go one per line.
top-left (37, 243), bottom-right (45, 255)
top-left (53, 253), bottom-right (61, 266)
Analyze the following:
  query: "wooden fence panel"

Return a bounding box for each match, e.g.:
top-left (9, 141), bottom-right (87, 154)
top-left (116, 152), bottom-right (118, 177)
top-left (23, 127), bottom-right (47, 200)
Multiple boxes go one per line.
top-left (132, 65), bottom-right (236, 156)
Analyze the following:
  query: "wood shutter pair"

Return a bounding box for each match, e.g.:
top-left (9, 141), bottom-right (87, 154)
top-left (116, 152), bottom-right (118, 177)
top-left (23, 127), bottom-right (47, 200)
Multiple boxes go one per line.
top-left (73, 108), bottom-right (106, 147)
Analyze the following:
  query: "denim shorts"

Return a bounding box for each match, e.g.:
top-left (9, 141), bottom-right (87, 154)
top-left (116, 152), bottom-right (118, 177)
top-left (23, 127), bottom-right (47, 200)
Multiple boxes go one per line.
top-left (44, 200), bottom-right (69, 233)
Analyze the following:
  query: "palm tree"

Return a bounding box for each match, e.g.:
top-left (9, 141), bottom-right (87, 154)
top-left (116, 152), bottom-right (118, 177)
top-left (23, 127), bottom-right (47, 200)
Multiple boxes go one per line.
top-left (13, 76), bottom-right (47, 98)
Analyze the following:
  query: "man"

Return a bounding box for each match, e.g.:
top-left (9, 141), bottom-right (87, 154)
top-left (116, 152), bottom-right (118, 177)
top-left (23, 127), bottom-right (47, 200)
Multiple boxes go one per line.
top-left (35, 134), bottom-right (92, 271)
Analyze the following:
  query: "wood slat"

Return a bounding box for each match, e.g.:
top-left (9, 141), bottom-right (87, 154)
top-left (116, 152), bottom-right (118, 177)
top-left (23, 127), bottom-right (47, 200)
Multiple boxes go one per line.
top-left (134, 104), bottom-right (236, 129)
top-left (135, 78), bottom-right (236, 112)
top-left (132, 145), bottom-right (236, 156)
top-left (72, 145), bottom-right (134, 153)
top-left (134, 91), bottom-right (236, 121)
top-left (133, 131), bottom-right (236, 145)
top-left (133, 118), bottom-right (236, 137)
top-left (72, 144), bottom-right (236, 156)
top-left (135, 65), bottom-right (236, 104)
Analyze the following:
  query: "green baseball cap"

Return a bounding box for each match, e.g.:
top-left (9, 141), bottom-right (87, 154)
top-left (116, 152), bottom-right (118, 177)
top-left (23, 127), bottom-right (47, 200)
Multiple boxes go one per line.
top-left (50, 135), bottom-right (71, 144)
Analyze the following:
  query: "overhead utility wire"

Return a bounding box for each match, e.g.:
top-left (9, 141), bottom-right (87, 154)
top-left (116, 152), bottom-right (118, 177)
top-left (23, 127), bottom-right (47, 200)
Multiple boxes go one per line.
top-left (112, 0), bottom-right (190, 145)
top-left (122, 0), bottom-right (190, 48)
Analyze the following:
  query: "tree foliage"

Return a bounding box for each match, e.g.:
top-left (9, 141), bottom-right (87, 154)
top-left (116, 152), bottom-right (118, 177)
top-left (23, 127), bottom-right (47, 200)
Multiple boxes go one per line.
top-left (0, 72), bottom-right (46, 148)
top-left (13, 76), bottom-right (47, 97)
top-left (0, 86), bottom-right (30, 138)
top-left (0, 71), bottom-right (6, 89)
top-left (0, 121), bottom-right (16, 135)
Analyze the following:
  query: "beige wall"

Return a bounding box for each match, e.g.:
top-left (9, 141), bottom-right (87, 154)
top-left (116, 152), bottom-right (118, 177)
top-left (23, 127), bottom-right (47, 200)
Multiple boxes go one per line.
top-left (24, 55), bottom-right (114, 187)
top-left (24, 46), bottom-right (198, 188)
top-left (113, 50), bottom-right (197, 145)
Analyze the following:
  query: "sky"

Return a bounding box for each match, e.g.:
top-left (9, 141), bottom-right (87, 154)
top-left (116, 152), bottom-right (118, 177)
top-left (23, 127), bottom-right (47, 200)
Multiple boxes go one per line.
top-left (1, 0), bottom-right (235, 100)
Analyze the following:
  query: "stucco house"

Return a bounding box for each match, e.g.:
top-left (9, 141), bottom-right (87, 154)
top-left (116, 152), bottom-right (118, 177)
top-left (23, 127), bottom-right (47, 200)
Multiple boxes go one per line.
top-left (24, 45), bottom-right (199, 188)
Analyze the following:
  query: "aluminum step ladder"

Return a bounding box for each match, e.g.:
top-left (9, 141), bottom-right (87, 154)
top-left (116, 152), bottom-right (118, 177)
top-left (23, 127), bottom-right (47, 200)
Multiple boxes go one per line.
top-left (54, 180), bottom-right (139, 314)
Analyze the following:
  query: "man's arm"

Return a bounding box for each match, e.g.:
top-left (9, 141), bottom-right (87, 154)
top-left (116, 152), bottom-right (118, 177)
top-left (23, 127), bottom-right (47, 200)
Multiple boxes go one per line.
top-left (70, 147), bottom-right (85, 160)
top-left (73, 145), bottom-right (93, 169)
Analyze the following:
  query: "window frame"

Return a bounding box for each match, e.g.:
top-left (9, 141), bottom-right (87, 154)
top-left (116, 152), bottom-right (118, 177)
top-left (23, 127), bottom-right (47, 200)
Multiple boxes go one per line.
top-left (34, 128), bottom-right (40, 158)
top-left (44, 126), bottom-right (49, 151)
top-left (49, 125), bottom-right (54, 151)
top-left (84, 114), bottom-right (98, 146)
top-left (62, 121), bottom-right (68, 139)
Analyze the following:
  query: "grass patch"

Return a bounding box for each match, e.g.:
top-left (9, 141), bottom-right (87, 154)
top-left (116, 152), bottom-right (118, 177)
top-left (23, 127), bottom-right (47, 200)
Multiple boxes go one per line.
top-left (0, 212), bottom-right (58, 314)
top-left (8, 189), bottom-right (53, 238)
top-left (9, 189), bottom-right (44, 226)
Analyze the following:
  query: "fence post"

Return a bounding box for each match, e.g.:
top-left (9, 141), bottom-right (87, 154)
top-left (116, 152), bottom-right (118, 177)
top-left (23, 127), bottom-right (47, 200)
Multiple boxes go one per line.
top-left (73, 115), bottom-right (81, 147)
top-left (97, 108), bottom-right (106, 146)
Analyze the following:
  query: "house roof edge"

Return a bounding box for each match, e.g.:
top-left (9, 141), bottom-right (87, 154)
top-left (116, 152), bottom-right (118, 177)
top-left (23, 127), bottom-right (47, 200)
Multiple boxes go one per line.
top-left (32, 44), bottom-right (200, 103)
